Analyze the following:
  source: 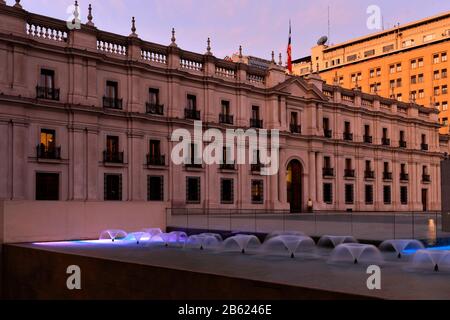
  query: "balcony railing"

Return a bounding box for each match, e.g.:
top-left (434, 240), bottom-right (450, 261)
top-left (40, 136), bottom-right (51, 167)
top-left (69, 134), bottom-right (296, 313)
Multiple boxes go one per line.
top-left (382, 138), bottom-right (391, 146)
top-left (399, 140), bottom-right (407, 148)
top-left (36, 86), bottom-right (60, 101)
top-left (103, 97), bottom-right (123, 110)
top-left (219, 114), bottom-right (234, 125)
top-left (147, 155), bottom-right (165, 166)
top-left (251, 163), bottom-right (262, 172)
top-left (421, 143), bottom-right (429, 151)
top-left (323, 168), bottom-right (334, 177)
top-left (185, 162), bottom-right (203, 169)
top-left (343, 132), bottom-right (353, 141)
top-left (383, 172), bottom-right (393, 180)
top-left (185, 108), bottom-right (201, 120)
top-left (344, 169), bottom-right (355, 178)
top-left (220, 162), bottom-right (237, 170)
top-left (146, 103), bottom-right (164, 115)
top-left (324, 129), bottom-right (332, 138)
top-left (250, 118), bottom-right (263, 129)
top-left (363, 135), bottom-right (373, 143)
top-left (103, 151), bottom-right (124, 163)
top-left (400, 173), bottom-right (409, 181)
top-left (36, 145), bottom-right (61, 160)
top-left (290, 124), bottom-right (301, 134)
top-left (364, 171), bottom-right (375, 179)
top-left (422, 174), bottom-right (431, 183)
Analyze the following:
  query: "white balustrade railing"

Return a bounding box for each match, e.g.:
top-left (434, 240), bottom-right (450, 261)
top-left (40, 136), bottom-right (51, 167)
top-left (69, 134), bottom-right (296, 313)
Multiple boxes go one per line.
top-left (97, 40), bottom-right (127, 56)
top-left (26, 23), bottom-right (67, 42)
top-left (180, 58), bottom-right (203, 71)
top-left (215, 66), bottom-right (236, 79)
top-left (141, 49), bottom-right (167, 64)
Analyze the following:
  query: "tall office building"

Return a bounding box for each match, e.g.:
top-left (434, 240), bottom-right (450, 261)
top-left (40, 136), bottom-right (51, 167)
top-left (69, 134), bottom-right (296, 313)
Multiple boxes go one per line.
top-left (293, 12), bottom-right (450, 133)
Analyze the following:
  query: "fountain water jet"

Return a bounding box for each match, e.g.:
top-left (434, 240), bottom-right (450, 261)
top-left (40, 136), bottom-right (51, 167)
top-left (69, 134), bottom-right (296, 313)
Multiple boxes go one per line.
top-left (329, 243), bottom-right (384, 265)
top-left (222, 235), bottom-right (261, 254)
top-left (126, 232), bottom-right (151, 244)
top-left (318, 235), bottom-right (357, 248)
top-left (185, 233), bottom-right (223, 250)
top-left (410, 250), bottom-right (450, 273)
top-left (99, 229), bottom-right (128, 242)
top-left (141, 228), bottom-right (163, 239)
top-left (155, 231), bottom-right (188, 247)
top-left (379, 239), bottom-right (425, 258)
top-left (261, 235), bottom-right (315, 258)
top-left (265, 231), bottom-right (306, 241)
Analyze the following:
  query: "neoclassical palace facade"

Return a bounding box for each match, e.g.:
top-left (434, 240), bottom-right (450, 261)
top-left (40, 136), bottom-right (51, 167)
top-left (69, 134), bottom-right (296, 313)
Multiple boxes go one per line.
top-left (0, 3), bottom-right (449, 241)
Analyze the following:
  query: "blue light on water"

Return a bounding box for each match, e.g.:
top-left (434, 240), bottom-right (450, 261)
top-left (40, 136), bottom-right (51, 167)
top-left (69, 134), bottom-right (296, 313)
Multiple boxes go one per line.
top-left (402, 246), bottom-right (450, 255)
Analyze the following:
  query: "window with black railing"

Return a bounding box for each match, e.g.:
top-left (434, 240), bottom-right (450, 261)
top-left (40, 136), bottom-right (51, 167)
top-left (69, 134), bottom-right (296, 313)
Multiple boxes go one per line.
top-left (421, 134), bottom-right (428, 151)
top-left (399, 130), bottom-right (407, 148)
top-left (422, 166), bottom-right (431, 182)
top-left (146, 88), bottom-right (164, 115)
top-left (400, 164), bottom-right (409, 181)
top-left (363, 125), bottom-right (372, 143)
top-left (219, 101), bottom-right (233, 124)
top-left (343, 121), bottom-right (353, 141)
top-left (185, 94), bottom-right (200, 120)
top-left (147, 140), bottom-right (165, 166)
top-left (250, 106), bottom-right (263, 128)
top-left (37, 129), bottom-right (61, 159)
top-left (220, 146), bottom-right (236, 170)
top-left (365, 160), bottom-right (375, 179)
top-left (103, 81), bottom-right (122, 109)
top-left (323, 156), bottom-right (334, 177)
top-left (104, 135), bottom-right (123, 163)
top-left (251, 150), bottom-right (262, 172)
top-left (383, 162), bottom-right (392, 180)
top-left (382, 128), bottom-right (390, 146)
top-left (185, 143), bottom-right (202, 168)
top-left (344, 158), bottom-right (354, 178)
top-left (37, 69), bottom-right (59, 101)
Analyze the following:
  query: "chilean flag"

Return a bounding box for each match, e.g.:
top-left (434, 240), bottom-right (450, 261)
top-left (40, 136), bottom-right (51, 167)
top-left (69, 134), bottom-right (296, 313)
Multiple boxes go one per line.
top-left (287, 20), bottom-right (292, 73)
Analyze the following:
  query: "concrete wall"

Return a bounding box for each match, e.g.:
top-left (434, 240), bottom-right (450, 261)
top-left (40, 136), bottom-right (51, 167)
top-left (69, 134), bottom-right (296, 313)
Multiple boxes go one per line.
top-left (0, 201), bottom-right (166, 243)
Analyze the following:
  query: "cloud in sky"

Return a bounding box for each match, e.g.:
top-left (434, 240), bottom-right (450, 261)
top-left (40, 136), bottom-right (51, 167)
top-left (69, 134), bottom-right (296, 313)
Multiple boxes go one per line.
top-left (13, 0), bottom-right (450, 59)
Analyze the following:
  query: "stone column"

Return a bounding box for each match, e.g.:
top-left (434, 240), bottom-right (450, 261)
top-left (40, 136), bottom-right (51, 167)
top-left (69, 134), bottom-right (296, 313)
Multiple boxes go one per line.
top-left (11, 120), bottom-right (28, 200)
top-left (86, 128), bottom-right (99, 200)
top-left (127, 131), bottom-right (144, 201)
top-left (70, 126), bottom-right (87, 200)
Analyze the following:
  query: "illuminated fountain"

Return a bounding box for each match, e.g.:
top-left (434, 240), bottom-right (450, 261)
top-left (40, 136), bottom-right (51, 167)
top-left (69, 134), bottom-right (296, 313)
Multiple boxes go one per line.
top-left (379, 239), bottom-right (425, 258)
top-left (329, 243), bottom-right (384, 265)
top-left (261, 235), bottom-right (315, 258)
top-left (222, 235), bottom-right (261, 254)
top-left (126, 232), bottom-right (151, 244)
top-left (264, 231), bottom-right (306, 241)
top-left (410, 250), bottom-right (450, 273)
top-left (141, 228), bottom-right (163, 239)
top-left (154, 231), bottom-right (188, 247)
top-left (318, 235), bottom-right (357, 248)
top-left (99, 229), bottom-right (128, 242)
top-left (184, 233), bottom-right (223, 250)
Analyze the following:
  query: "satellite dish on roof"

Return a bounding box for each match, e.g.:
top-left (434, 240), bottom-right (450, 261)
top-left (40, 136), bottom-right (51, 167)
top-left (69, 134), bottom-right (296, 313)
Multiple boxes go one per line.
top-left (317, 36), bottom-right (328, 46)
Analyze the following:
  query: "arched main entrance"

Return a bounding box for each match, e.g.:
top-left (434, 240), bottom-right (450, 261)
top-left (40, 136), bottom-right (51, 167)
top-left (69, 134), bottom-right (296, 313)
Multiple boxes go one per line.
top-left (287, 160), bottom-right (303, 213)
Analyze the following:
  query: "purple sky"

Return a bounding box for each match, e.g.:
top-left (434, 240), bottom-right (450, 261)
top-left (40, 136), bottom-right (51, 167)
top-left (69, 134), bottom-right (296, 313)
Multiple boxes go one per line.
top-left (14, 0), bottom-right (450, 60)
